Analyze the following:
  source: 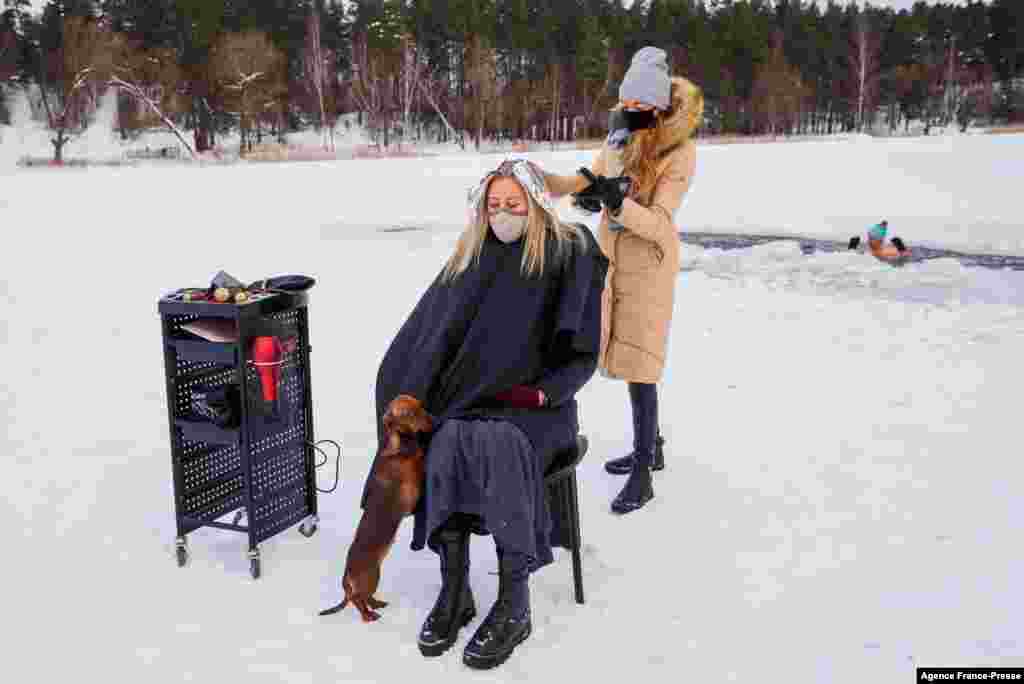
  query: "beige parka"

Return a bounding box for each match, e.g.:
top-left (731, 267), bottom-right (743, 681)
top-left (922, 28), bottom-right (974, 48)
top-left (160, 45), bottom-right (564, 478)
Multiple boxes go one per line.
top-left (546, 76), bottom-right (702, 383)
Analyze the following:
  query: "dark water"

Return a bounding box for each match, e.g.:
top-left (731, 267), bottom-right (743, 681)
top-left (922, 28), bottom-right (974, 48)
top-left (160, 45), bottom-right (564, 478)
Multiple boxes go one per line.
top-left (677, 231), bottom-right (1024, 307)
top-left (679, 232), bottom-right (1024, 272)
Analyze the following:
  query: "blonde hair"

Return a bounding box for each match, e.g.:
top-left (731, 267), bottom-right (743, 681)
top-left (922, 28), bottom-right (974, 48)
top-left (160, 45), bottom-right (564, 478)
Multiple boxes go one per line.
top-left (620, 76), bottom-right (704, 205)
top-left (442, 175), bottom-right (584, 282)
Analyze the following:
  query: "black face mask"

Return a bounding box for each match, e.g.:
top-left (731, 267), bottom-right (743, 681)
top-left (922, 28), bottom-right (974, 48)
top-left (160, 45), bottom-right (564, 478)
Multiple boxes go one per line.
top-left (610, 108), bottom-right (658, 132)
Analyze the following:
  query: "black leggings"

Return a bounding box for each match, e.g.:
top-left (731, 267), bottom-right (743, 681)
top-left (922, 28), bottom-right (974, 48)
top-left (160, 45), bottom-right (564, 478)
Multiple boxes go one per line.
top-left (628, 382), bottom-right (658, 466)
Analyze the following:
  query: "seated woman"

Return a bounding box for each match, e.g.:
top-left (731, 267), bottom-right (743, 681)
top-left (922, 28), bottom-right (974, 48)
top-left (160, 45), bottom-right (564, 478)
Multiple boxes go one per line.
top-left (365, 159), bottom-right (607, 670)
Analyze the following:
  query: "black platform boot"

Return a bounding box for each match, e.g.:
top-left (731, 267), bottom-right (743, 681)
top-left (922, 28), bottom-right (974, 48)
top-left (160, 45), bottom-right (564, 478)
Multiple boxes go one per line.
top-left (611, 454), bottom-right (655, 514)
top-left (418, 523), bottom-right (476, 657)
top-left (604, 433), bottom-right (665, 475)
top-left (463, 549), bottom-right (532, 670)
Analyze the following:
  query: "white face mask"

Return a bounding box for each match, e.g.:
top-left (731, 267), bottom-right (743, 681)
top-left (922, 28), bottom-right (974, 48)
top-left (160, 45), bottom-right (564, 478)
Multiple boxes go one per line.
top-left (490, 211), bottom-right (528, 243)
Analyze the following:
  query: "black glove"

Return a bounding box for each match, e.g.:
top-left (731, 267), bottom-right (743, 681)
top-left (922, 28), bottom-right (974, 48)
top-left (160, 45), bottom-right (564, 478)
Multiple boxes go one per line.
top-left (847, 236), bottom-right (861, 250)
top-left (891, 236), bottom-right (907, 253)
top-left (579, 168), bottom-right (630, 214)
top-left (571, 181), bottom-right (604, 214)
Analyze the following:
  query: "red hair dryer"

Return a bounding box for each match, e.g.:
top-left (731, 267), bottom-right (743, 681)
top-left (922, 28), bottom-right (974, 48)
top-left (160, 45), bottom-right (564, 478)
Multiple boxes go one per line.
top-left (251, 336), bottom-right (283, 415)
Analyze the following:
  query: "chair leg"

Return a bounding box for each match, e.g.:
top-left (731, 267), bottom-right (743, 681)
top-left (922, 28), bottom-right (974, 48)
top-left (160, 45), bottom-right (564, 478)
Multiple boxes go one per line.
top-left (568, 472), bottom-right (584, 604)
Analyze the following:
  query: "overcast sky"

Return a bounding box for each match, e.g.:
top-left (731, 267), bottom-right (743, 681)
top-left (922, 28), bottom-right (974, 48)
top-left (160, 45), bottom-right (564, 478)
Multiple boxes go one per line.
top-left (22, 0), bottom-right (961, 17)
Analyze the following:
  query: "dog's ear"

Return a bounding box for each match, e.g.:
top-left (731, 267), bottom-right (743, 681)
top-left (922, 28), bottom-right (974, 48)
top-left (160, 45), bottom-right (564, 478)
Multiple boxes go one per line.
top-left (417, 410), bottom-right (433, 433)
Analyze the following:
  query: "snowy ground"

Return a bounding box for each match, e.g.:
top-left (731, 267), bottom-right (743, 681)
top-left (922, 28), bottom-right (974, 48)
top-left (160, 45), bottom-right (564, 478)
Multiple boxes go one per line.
top-left (2, 134), bottom-right (1024, 682)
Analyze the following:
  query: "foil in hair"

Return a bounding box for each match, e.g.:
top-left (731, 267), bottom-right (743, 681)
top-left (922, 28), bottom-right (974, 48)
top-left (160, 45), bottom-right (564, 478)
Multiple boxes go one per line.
top-left (466, 158), bottom-right (558, 222)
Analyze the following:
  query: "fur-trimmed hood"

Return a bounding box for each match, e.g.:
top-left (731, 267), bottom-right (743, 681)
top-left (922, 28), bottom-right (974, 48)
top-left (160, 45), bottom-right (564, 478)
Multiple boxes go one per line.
top-left (665, 77), bottom-right (703, 140)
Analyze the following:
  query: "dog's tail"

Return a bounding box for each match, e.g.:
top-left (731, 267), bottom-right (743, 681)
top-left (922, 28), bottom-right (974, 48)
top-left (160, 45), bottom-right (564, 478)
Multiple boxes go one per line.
top-left (318, 598), bottom-right (349, 616)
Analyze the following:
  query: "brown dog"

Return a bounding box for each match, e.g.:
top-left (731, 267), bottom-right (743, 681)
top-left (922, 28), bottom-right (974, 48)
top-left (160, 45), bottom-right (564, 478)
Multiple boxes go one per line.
top-left (319, 394), bottom-right (433, 622)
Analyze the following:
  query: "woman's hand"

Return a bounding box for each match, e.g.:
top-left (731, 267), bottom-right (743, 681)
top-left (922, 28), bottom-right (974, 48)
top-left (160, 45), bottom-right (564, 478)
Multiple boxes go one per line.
top-left (493, 385), bottom-right (547, 408)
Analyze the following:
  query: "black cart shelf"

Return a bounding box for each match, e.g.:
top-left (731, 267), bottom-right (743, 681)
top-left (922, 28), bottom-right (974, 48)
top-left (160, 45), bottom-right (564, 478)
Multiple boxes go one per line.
top-left (159, 291), bottom-right (318, 579)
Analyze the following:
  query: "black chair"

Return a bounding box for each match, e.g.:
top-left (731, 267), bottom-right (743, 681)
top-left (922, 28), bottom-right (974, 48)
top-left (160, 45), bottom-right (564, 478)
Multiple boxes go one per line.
top-left (544, 434), bottom-right (588, 604)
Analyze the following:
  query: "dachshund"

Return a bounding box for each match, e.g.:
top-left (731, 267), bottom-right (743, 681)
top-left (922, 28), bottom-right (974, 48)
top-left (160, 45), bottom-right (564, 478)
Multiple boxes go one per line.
top-left (319, 394), bottom-right (433, 622)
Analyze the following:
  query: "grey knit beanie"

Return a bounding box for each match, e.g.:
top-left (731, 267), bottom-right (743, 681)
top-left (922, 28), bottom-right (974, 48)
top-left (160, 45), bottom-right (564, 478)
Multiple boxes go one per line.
top-left (619, 47), bottom-right (671, 110)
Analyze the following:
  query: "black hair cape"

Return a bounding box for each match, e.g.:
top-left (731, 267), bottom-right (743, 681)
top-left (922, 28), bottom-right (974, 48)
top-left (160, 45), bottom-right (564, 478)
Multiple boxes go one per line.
top-left (362, 225), bottom-right (607, 551)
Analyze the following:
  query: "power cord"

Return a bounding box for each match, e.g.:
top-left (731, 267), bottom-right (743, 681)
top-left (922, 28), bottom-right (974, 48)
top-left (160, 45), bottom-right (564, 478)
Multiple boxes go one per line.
top-left (309, 438), bottom-right (342, 493)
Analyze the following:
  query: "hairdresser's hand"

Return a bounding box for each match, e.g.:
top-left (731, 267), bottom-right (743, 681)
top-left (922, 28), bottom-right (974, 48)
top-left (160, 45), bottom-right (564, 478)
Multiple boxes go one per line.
top-left (572, 173), bottom-right (604, 214)
top-left (579, 168), bottom-right (629, 215)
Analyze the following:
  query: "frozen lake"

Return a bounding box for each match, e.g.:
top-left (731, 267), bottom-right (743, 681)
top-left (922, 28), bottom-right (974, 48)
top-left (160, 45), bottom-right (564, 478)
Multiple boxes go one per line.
top-left (3, 133), bottom-right (1023, 682)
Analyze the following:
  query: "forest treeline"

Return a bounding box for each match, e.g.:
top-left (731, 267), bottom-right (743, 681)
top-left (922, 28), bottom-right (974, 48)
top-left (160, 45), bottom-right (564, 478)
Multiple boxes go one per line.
top-left (1, 0), bottom-right (1022, 160)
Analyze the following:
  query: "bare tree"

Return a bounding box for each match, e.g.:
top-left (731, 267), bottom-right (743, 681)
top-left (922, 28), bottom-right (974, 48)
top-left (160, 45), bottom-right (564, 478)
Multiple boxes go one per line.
top-left (752, 33), bottom-right (810, 135)
top-left (36, 16), bottom-right (121, 163)
top-left (208, 31), bottom-right (287, 154)
top-left (397, 33), bottom-right (424, 145)
top-left (303, 8), bottom-right (331, 150)
top-left (418, 74), bottom-right (461, 149)
top-left (920, 43), bottom-right (951, 134)
top-left (944, 34), bottom-right (956, 125)
top-left (109, 45), bottom-right (195, 159)
top-left (849, 14), bottom-right (881, 132)
top-left (549, 60), bottom-right (561, 148)
top-left (464, 33), bottom-right (496, 150)
top-left (499, 78), bottom-right (531, 143)
top-left (889, 64), bottom-right (916, 131)
top-left (349, 30), bottom-right (399, 148)
top-left (971, 64), bottom-right (996, 126)
top-left (952, 63), bottom-right (995, 131)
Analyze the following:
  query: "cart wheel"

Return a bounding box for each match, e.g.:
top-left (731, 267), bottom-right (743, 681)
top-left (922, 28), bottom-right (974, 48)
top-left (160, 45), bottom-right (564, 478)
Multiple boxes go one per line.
top-left (175, 537), bottom-right (189, 568)
top-left (298, 516), bottom-right (318, 538)
top-left (249, 550), bottom-right (261, 580)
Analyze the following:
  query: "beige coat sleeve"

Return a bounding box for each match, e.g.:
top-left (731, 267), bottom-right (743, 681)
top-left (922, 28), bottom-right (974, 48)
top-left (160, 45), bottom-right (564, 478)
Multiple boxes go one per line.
top-left (616, 142), bottom-right (696, 250)
top-left (544, 147), bottom-right (608, 197)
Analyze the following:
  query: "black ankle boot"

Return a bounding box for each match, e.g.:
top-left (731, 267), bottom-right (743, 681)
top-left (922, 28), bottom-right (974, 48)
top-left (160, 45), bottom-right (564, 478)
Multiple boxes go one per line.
top-left (611, 462), bottom-right (655, 514)
top-left (463, 549), bottom-right (532, 670)
top-left (418, 525), bottom-right (476, 657)
top-left (604, 434), bottom-right (665, 475)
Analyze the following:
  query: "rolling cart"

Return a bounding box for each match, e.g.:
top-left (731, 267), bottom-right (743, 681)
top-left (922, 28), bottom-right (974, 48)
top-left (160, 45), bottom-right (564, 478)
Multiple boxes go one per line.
top-left (158, 290), bottom-right (318, 579)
